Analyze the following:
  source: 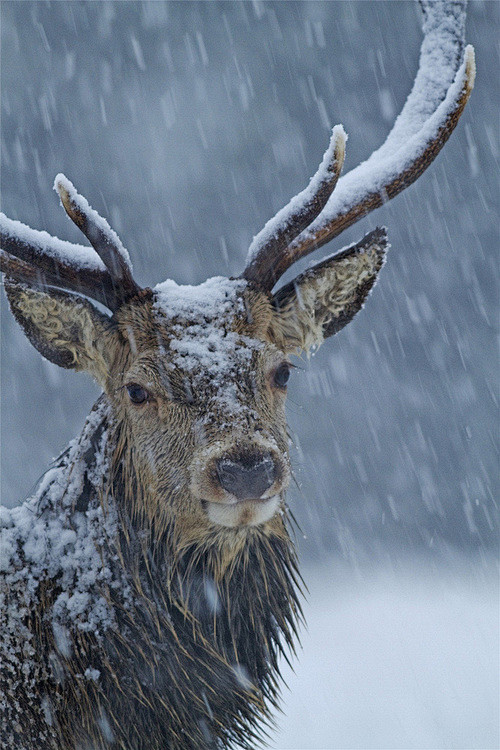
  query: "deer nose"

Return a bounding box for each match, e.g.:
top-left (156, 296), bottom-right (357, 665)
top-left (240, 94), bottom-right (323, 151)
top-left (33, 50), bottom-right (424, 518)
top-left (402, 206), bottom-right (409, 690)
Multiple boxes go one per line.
top-left (216, 454), bottom-right (277, 500)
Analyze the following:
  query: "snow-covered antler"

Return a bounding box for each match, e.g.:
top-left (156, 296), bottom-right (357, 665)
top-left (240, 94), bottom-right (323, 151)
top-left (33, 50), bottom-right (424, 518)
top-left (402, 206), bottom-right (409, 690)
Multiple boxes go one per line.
top-left (243, 0), bottom-right (475, 292)
top-left (0, 175), bottom-right (141, 311)
top-left (242, 126), bottom-right (346, 289)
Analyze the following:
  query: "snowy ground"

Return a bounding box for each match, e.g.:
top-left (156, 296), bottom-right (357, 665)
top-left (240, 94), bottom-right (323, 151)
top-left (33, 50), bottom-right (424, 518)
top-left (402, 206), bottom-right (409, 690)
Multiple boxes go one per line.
top-left (271, 555), bottom-right (498, 750)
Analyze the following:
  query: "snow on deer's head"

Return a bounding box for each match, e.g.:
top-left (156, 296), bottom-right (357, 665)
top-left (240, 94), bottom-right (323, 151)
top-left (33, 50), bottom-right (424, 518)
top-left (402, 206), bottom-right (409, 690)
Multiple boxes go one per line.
top-left (1, 34), bottom-right (474, 547)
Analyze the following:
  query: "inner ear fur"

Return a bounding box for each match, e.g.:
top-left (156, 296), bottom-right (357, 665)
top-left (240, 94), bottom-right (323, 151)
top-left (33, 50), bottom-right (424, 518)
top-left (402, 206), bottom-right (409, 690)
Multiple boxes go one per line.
top-left (5, 281), bottom-right (116, 381)
top-left (271, 228), bottom-right (388, 354)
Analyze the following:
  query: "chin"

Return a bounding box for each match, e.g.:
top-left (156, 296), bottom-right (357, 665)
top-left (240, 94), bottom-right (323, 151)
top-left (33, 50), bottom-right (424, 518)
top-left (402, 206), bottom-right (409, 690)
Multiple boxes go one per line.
top-left (203, 495), bottom-right (281, 528)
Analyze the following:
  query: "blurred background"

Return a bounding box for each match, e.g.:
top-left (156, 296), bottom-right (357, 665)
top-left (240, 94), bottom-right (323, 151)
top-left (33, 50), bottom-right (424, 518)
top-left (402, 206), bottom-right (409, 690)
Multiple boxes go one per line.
top-left (1, 3), bottom-right (498, 748)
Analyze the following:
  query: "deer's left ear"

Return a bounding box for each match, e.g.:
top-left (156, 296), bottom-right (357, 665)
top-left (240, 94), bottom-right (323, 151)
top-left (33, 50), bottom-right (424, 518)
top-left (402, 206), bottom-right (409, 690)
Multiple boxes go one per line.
top-left (4, 281), bottom-right (116, 384)
top-left (271, 228), bottom-right (387, 354)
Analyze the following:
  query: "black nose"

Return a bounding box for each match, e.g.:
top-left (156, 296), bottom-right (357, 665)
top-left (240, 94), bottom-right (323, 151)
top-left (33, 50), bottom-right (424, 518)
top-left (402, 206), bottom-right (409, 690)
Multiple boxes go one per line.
top-left (216, 453), bottom-right (277, 500)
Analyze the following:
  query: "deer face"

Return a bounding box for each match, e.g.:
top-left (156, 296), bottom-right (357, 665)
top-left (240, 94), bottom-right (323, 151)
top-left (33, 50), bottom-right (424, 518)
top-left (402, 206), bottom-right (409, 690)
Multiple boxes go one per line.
top-left (112, 280), bottom-right (291, 532)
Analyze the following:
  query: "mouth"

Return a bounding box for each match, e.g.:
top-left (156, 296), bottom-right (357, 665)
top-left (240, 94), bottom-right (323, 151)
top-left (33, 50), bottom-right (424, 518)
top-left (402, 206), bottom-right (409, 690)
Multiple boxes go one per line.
top-left (201, 495), bottom-right (281, 528)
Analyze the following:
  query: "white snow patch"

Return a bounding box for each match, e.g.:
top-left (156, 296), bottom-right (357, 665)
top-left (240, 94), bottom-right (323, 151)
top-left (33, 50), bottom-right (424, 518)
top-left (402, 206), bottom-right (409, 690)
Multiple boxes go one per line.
top-left (83, 667), bottom-right (101, 681)
top-left (1, 398), bottom-right (130, 646)
top-left (153, 276), bottom-right (262, 417)
top-left (154, 275), bottom-right (246, 320)
top-left (0, 397), bottom-right (132, 743)
top-left (0, 212), bottom-right (106, 272)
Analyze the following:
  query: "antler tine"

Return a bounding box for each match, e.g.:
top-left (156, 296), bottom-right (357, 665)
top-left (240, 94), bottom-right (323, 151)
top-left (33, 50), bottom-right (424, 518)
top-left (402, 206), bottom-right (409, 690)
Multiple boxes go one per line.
top-left (0, 213), bottom-right (116, 309)
top-left (242, 125), bottom-right (346, 291)
top-left (242, 0), bottom-right (475, 291)
top-left (54, 174), bottom-right (141, 302)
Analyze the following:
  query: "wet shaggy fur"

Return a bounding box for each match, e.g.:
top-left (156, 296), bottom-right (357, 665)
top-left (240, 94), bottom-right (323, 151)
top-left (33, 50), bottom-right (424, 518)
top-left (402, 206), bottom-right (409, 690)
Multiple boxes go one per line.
top-left (1, 238), bottom-right (385, 749)
top-left (1, 398), bottom-right (302, 750)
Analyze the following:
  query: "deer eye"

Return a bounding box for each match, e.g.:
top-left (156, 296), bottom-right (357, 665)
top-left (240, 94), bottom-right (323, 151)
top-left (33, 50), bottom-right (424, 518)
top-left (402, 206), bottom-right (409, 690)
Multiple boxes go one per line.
top-left (126, 383), bottom-right (150, 404)
top-left (273, 363), bottom-right (291, 389)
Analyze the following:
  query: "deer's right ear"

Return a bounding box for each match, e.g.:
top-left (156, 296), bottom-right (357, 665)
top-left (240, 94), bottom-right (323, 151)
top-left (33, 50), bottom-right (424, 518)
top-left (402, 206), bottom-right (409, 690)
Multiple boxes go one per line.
top-left (270, 228), bottom-right (387, 354)
top-left (5, 281), bottom-right (115, 381)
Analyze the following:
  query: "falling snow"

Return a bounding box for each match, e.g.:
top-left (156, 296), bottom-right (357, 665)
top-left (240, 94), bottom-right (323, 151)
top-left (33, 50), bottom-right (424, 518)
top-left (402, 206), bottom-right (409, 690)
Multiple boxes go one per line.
top-left (1, 0), bottom-right (498, 747)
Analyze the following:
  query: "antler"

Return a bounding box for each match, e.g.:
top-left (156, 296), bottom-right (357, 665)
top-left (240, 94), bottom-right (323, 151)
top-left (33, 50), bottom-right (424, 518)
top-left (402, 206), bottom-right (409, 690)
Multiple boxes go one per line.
top-left (242, 0), bottom-right (475, 292)
top-left (0, 175), bottom-right (141, 312)
top-left (243, 125), bottom-right (346, 289)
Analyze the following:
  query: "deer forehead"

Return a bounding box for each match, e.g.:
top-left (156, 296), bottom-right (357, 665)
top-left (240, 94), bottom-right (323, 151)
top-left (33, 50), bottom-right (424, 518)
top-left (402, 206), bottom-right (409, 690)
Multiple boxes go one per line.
top-left (115, 277), bottom-right (281, 403)
top-left (120, 276), bottom-right (272, 335)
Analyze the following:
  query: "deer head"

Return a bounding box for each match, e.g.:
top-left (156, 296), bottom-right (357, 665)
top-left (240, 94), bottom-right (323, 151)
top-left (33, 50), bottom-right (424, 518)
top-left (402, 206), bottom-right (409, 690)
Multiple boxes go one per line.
top-left (1, 4), bottom-right (475, 559)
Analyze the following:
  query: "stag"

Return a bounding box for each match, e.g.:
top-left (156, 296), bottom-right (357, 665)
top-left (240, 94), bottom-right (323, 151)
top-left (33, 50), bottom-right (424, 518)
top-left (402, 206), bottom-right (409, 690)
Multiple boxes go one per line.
top-left (0, 3), bottom-right (474, 749)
